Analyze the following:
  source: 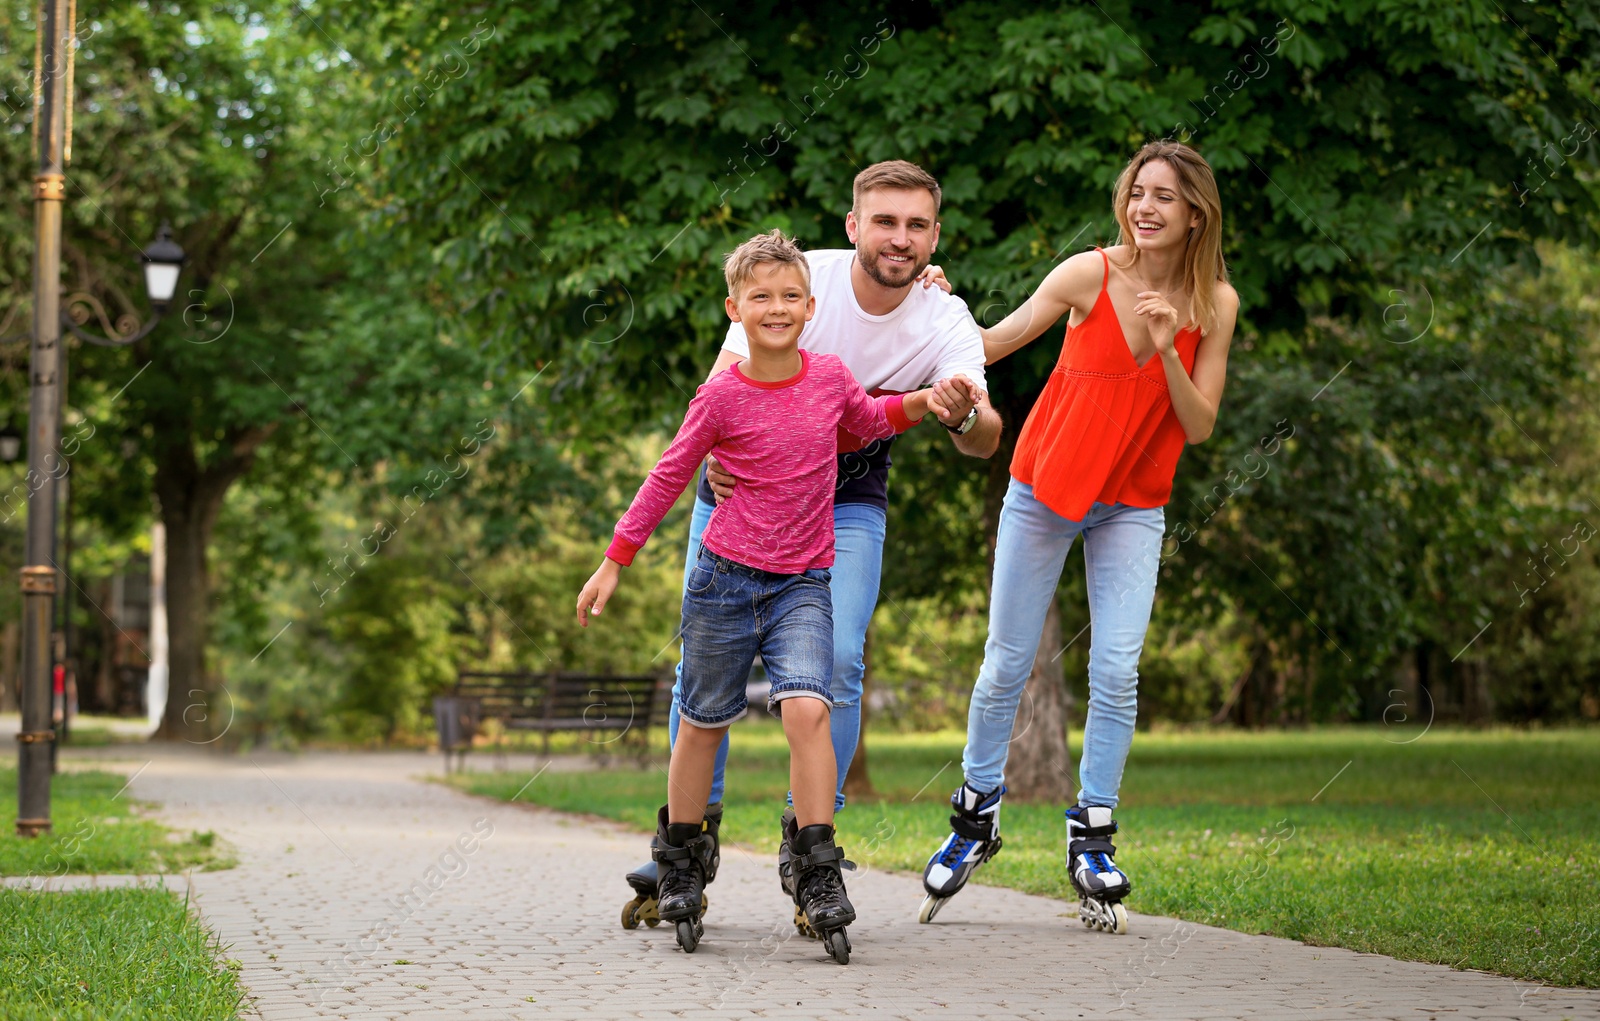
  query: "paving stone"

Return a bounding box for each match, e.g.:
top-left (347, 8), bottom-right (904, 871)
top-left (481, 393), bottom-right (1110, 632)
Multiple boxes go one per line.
top-left (62, 747), bottom-right (1596, 1021)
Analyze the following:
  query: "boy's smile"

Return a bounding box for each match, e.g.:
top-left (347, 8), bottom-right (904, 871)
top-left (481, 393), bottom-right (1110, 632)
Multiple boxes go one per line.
top-left (726, 263), bottom-right (815, 361)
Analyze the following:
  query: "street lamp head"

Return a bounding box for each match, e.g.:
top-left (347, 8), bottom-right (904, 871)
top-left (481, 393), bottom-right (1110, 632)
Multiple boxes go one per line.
top-left (141, 223), bottom-right (186, 309)
top-left (0, 431), bottom-right (19, 462)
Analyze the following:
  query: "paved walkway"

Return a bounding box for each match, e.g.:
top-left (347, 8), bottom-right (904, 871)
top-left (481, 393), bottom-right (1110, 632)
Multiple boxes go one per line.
top-left (72, 747), bottom-right (1600, 1020)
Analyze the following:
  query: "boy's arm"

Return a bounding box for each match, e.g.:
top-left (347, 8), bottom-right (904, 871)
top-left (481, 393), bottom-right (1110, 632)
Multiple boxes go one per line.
top-left (575, 391), bottom-right (720, 626)
top-left (576, 559), bottom-right (621, 627)
top-left (836, 373), bottom-right (951, 442)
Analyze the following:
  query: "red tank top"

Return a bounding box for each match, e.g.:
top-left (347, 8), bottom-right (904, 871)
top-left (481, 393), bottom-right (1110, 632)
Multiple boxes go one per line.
top-left (1010, 248), bottom-right (1202, 521)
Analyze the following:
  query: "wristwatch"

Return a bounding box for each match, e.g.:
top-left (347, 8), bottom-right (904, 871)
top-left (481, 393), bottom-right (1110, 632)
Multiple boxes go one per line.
top-left (944, 405), bottom-right (979, 435)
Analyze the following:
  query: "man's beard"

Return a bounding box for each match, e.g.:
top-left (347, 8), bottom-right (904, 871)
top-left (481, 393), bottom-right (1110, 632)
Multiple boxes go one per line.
top-left (856, 245), bottom-right (928, 289)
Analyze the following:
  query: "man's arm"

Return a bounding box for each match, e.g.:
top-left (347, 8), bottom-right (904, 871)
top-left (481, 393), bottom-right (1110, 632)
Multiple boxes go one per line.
top-left (949, 390), bottom-right (1001, 459)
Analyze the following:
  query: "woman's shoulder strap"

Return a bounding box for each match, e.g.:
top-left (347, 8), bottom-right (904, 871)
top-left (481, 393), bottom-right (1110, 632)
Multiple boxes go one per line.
top-left (1094, 246), bottom-right (1110, 291)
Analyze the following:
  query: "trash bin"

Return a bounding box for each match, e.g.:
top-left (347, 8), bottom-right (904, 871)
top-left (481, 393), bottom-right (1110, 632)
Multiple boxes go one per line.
top-left (432, 695), bottom-right (481, 772)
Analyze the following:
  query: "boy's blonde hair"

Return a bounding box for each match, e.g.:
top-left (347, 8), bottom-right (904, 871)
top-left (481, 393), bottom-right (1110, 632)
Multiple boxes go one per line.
top-left (723, 229), bottom-right (811, 299)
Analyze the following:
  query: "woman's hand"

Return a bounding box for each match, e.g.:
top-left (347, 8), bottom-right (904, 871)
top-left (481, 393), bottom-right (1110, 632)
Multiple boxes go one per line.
top-left (1135, 291), bottom-right (1181, 358)
top-left (917, 264), bottom-right (952, 293)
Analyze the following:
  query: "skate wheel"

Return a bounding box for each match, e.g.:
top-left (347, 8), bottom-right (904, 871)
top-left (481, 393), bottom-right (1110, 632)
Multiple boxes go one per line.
top-left (621, 896), bottom-right (645, 930)
top-left (1109, 902), bottom-right (1128, 935)
top-left (644, 916), bottom-right (660, 928)
top-left (825, 929), bottom-right (850, 965)
top-left (675, 919), bottom-right (700, 953)
top-left (918, 893), bottom-right (946, 924)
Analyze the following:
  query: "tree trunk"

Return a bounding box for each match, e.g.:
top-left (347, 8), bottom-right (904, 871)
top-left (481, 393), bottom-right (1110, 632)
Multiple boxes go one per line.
top-left (0, 619), bottom-right (17, 713)
top-left (843, 626), bottom-right (877, 800)
top-left (150, 423), bottom-right (274, 743)
top-left (1001, 597), bottom-right (1073, 802)
top-left (153, 477), bottom-right (226, 742)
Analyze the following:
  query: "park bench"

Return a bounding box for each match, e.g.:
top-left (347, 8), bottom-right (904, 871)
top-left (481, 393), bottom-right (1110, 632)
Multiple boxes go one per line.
top-left (433, 670), bottom-right (667, 768)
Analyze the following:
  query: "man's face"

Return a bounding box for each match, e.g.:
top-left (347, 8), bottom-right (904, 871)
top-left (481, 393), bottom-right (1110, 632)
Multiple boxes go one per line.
top-left (846, 187), bottom-right (941, 289)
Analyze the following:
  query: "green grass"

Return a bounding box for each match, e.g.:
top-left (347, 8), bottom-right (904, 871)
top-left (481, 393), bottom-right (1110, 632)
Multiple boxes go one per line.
top-left (0, 768), bottom-right (233, 879)
top-left (0, 888), bottom-right (245, 1020)
top-left (453, 722), bottom-right (1600, 987)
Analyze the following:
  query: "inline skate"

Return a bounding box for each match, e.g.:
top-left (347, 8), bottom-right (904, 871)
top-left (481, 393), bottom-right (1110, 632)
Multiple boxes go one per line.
top-left (1067, 804), bottom-right (1130, 935)
top-left (621, 802), bottom-right (721, 930)
top-left (919, 783), bottom-right (1004, 923)
top-left (649, 805), bottom-right (718, 953)
top-left (787, 818), bottom-right (856, 964)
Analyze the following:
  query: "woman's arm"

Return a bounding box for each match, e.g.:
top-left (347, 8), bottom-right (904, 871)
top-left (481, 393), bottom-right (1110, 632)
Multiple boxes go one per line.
top-left (1142, 283), bottom-right (1238, 444)
top-left (982, 251), bottom-right (1103, 365)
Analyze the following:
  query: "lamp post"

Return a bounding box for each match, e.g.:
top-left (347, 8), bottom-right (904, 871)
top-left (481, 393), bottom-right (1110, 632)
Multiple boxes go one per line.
top-left (17, 0), bottom-right (183, 836)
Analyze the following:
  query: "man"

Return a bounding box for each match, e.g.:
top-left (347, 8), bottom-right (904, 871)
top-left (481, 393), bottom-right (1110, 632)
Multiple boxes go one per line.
top-left (620, 159), bottom-right (1001, 930)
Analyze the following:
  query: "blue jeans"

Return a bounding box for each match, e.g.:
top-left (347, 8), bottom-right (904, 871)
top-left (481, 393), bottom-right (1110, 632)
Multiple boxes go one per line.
top-left (678, 549), bottom-right (834, 726)
top-left (669, 496), bottom-right (886, 810)
top-left (963, 479), bottom-right (1164, 809)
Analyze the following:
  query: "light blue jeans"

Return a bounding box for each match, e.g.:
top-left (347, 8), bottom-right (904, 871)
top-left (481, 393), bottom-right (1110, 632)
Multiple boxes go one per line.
top-left (963, 479), bottom-right (1164, 809)
top-left (668, 495), bottom-right (886, 811)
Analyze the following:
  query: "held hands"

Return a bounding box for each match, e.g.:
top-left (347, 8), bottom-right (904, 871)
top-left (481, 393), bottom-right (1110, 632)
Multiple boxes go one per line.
top-left (1135, 291), bottom-right (1181, 358)
top-left (924, 373), bottom-right (981, 426)
top-left (575, 558), bottom-right (622, 627)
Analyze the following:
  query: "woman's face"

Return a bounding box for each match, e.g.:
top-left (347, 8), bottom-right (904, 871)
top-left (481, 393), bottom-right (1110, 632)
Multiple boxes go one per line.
top-left (1126, 159), bottom-right (1200, 254)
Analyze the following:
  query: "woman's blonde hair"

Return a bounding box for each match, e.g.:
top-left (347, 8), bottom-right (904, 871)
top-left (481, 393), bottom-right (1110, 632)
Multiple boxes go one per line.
top-left (1111, 141), bottom-right (1228, 334)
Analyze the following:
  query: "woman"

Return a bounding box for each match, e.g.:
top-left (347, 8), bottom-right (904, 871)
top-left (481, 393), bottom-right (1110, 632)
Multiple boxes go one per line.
top-left (919, 141), bottom-right (1237, 934)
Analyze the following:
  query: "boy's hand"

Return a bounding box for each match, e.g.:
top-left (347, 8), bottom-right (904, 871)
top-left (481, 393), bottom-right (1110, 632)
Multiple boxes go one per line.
top-left (706, 455), bottom-right (737, 505)
top-left (576, 559), bottom-right (623, 627)
top-left (928, 374), bottom-right (980, 427)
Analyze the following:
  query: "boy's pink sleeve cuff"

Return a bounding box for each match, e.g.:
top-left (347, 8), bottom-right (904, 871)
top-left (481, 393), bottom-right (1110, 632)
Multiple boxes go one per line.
top-left (605, 536), bottom-right (640, 566)
top-left (885, 394), bottom-right (915, 433)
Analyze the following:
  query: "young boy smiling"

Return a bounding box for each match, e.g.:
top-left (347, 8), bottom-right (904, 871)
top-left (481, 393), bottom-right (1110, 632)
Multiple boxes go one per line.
top-left (576, 229), bottom-right (971, 960)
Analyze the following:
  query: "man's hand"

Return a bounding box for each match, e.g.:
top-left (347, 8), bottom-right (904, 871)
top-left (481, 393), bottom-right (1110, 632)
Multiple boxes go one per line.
top-left (576, 558), bottom-right (623, 627)
top-left (928, 374), bottom-right (980, 428)
top-left (917, 264), bottom-right (952, 293)
top-left (706, 456), bottom-right (737, 505)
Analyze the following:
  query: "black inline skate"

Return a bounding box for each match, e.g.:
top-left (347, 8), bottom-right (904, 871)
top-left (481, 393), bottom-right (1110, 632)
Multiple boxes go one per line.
top-left (1066, 805), bottom-right (1130, 935)
top-left (787, 819), bottom-right (856, 964)
top-left (650, 806), bottom-right (718, 953)
top-left (919, 783), bottom-right (1005, 923)
top-left (621, 802), bottom-right (721, 931)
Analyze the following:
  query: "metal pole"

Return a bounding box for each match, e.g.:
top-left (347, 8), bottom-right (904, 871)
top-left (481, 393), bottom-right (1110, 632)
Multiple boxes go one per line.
top-left (18, 0), bottom-right (71, 837)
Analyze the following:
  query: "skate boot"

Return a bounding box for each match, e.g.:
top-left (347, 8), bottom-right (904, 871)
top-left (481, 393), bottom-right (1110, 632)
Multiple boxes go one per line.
top-left (775, 807), bottom-right (821, 939)
top-left (651, 806), bottom-right (717, 953)
top-left (620, 802), bottom-right (720, 930)
top-left (1067, 805), bottom-right (1130, 935)
top-left (791, 823), bottom-right (856, 964)
top-left (919, 782), bottom-right (1005, 923)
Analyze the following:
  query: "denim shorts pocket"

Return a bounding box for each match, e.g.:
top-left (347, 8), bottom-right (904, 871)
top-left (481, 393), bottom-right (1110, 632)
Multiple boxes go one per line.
top-left (686, 559), bottom-right (716, 595)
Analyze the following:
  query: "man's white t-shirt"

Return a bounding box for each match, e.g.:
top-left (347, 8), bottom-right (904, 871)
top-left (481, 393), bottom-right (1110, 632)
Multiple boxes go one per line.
top-left (706, 248), bottom-right (987, 510)
top-left (721, 248), bottom-right (987, 395)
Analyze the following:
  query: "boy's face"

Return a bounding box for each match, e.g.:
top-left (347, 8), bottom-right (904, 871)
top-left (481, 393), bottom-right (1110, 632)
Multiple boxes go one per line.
top-left (725, 262), bottom-right (815, 357)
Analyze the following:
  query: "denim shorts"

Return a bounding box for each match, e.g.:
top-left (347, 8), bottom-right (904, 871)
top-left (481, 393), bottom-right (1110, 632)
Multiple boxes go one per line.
top-left (677, 548), bottom-right (834, 728)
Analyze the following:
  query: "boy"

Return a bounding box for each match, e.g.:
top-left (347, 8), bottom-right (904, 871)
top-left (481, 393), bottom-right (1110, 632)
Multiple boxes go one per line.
top-left (576, 229), bottom-right (972, 961)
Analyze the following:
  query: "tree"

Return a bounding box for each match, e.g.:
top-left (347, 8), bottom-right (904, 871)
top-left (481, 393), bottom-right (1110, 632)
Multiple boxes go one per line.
top-left (342, 0), bottom-right (1600, 764)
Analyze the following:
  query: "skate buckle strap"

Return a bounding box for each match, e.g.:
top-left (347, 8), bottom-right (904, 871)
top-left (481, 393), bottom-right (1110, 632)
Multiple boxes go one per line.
top-left (656, 843), bottom-right (695, 866)
top-left (792, 842), bottom-right (847, 872)
top-left (1070, 818), bottom-right (1119, 839)
top-left (950, 812), bottom-right (994, 842)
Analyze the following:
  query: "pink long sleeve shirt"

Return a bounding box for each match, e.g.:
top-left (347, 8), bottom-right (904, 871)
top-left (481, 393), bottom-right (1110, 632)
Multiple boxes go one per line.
top-left (607, 351), bottom-right (916, 574)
